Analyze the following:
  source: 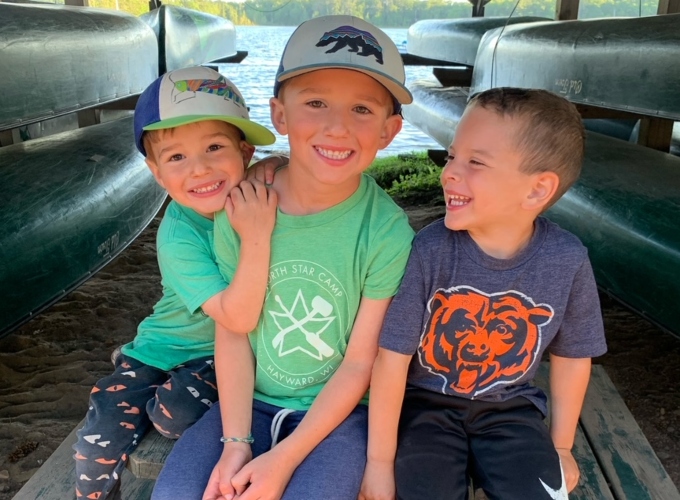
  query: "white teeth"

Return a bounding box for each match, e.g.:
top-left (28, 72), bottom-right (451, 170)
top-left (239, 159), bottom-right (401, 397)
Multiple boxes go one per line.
top-left (316, 147), bottom-right (352, 160)
top-left (192, 181), bottom-right (221, 194)
top-left (448, 194), bottom-right (471, 206)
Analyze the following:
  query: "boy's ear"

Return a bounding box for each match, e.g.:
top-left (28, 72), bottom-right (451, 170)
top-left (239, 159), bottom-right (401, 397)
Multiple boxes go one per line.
top-left (240, 140), bottom-right (255, 167)
top-left (523, 171), bottom-right (559, 211)
top-left (378, 114), bottom-right (403, 150)
top-left (270, 97), bottom-right (287, 135)
top-left (145, 157), bottom-right (165, 189)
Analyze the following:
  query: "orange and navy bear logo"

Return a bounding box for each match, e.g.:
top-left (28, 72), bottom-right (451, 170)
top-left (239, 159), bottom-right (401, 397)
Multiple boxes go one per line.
top-left (418, 286), bottom-right (554, 397)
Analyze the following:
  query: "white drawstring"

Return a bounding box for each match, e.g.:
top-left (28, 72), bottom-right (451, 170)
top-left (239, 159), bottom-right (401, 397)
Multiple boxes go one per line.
top-left (270, 408), bottom-right (296, 449)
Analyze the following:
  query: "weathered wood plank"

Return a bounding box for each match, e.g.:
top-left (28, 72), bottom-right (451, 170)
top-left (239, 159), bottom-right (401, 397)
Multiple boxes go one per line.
top-left (658, 0), bottom-right (680, 15)
top-left (432, 67), bottom-right (473, 88)
top-left (127, 429), bottom-right (174, 480)
top-left (555, 0), bottom-right (580, 20)
top-left (535, 363), bottom-right (615, 500)
top-left (13, 419), bottom-right (155, 500)
top-left (637, 117), bottom-right (674, 152)
top-left (580, 365), bottom-right (680, 500)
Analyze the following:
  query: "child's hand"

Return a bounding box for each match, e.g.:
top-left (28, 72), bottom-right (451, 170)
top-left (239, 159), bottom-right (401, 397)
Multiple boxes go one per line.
top-left (229, 447), bottom-right (296, 500)
top-left (202, 444), bottom-right (252, 500)
top-left (225, 178), bottom-right (277, 243)
top-left (247, 155), bottom-right (289, 186)
top-left (359, 459), bottom-right (396, 500)
top-left (556, 447), bottom-right (580, 492)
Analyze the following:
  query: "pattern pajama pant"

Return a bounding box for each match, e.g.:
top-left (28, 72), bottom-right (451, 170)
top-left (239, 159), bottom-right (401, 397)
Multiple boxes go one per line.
top-left (73, 353), bottom-right (218, 500)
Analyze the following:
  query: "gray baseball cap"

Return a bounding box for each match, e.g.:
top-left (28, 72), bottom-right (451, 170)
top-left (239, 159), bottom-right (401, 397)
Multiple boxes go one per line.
top-left (273, 15), bottom-right (413, 111)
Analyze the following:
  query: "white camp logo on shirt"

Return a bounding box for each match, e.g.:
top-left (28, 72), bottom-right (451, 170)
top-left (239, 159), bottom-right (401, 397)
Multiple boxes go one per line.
top-left (269, 290), bottom-right (337, 360)
top-left (258, 260), bottom-right (350, 390)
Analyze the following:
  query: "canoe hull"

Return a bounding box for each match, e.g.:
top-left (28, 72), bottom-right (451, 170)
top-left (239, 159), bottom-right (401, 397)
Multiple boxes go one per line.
top-left (0, 3), bottom-right (157, 131)
top-left (472, 14), bottom-right (680, 120)
top-left (140, 5), bottom-right (237, 74)
top-left (0, 117), bottom-right (167, 338)
top-left (407, 17), bottom-right (549, 66)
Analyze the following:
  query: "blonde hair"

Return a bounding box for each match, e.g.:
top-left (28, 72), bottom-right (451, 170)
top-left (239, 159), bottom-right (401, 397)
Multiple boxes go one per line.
top-left (468, 88), bottom-right (585, 207)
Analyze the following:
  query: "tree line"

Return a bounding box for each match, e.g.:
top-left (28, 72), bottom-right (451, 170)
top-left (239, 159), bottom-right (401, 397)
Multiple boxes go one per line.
top-left (87, 0), bottom-right (660, 26)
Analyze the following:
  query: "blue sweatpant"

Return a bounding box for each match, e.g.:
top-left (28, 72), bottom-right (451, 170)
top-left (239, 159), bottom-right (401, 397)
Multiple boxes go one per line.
top-left (73, 354), bottom-right (218, 500)
top-left (152, 399), bottom-right (368, 500)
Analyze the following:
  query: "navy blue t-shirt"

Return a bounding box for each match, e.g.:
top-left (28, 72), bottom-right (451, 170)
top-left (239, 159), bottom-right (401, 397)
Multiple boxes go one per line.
top-left (379, 217), bottom-right (607, 415)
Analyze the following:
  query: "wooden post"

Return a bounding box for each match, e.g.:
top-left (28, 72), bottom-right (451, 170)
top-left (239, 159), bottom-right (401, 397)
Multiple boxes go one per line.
top-left (77, 109), bottom-right (101, 128)
top-left (637, 118), bottom-right (674, 153)
top-left (64, 0), bottom-right (89, 6)
top-left (0, 130), bottom-right (14, 148)
top-left (555, 0), bottom-right (580, 20)
top-left (658, 0), bottom-right (680, 14)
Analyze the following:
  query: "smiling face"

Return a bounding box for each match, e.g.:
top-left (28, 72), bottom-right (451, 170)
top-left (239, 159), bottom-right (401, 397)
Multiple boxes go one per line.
top-left (440, 105), bottom-right (542, 238)
top-left (270, 69), bottom-right (402, 201)
top-left (144, 120), bottom-right (254, 219)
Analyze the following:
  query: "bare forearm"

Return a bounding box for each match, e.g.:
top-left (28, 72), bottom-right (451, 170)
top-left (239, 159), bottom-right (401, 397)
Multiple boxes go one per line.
top-left (212, 239), bottom-right (270, 333)
top-left (215, 325), bottom-right (255, 438)
top-left (366, 349), bottom-right (411, 464)
top-left (202, 238), bottom-right (270, 334)
top-left (549, 354), bottom-right (591, 449)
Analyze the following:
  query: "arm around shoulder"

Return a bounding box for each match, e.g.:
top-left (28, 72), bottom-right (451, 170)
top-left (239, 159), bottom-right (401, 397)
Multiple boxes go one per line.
top-left (202, 179), bottom-right (277, 333)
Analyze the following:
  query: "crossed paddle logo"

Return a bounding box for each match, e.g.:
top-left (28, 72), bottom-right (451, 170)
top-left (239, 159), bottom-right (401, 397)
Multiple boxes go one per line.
top-left (270, 291), bottom-right (336, 360)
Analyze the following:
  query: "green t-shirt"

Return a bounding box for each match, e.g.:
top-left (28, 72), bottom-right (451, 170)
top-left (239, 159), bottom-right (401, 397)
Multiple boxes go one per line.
top-left (122, 201), bottom-right (226, 370)
top-left (214, 174), bottom-right (414, 410)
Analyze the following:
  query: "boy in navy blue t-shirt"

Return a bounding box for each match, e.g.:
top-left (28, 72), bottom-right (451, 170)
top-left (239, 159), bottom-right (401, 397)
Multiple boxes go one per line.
top-left (360, 88), bottom-right (607, 500)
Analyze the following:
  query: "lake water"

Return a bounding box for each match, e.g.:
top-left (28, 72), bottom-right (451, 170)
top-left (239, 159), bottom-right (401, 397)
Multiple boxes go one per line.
top-left (215, 25), bottom-right (442, 157)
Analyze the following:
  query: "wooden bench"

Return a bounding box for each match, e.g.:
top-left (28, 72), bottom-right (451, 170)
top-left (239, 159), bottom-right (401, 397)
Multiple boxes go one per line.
top-left (17, 363), bottom-right (676, 499)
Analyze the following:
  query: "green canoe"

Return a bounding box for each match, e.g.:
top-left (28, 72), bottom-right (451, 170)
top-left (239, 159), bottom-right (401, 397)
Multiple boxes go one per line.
top-left (140, 5), bottom-right (239, 75)
top-left (0, 118), bottom-right (167, 339)
top-left (407, 17), bottom-right (550, 67)
top-left (0, 3), bottom-right (165, 338)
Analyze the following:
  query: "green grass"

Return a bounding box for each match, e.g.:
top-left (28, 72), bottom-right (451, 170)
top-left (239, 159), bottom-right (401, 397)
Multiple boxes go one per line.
top-left (366, 151), bottom-right (444, 207)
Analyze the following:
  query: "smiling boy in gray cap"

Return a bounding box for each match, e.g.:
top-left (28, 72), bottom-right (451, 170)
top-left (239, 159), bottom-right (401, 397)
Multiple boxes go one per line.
top-left (152, 15), bottom-right (415, 500)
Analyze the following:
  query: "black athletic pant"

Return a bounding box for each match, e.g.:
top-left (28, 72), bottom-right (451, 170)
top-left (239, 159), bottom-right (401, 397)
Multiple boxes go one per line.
top-left (395, 388), bottom-right (567, 500)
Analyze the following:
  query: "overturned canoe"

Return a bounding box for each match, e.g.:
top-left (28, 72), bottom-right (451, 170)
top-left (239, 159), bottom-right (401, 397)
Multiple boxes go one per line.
top-left (472, 14), bottom-right (680, 120)
top-left (0, 118), bottom-right (166, 338)
top-left (407, 17), bottom-right (550, 67)
top-left (404, 81), bottom-right (680, 337)
top-left (0, 3), bottom-right (157, 132)
top-left (0, 3), bottom-right (163, 338)
top-left (140, 5), bottom-right (238, 74)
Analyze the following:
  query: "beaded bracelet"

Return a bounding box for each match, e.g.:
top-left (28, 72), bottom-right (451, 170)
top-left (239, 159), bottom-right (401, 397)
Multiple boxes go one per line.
top-left (220, 434), bottom-right (254, 444)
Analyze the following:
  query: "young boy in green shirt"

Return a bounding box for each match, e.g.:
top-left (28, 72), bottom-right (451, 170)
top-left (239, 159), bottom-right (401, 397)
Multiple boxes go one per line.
top-left (152, 16), bottom-right (415, 500)
top-left (73, 66), bottom-right (279, 500)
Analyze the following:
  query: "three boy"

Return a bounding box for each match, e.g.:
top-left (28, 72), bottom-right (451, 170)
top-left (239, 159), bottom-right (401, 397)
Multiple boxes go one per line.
top-left (83, 13), bottom-right (606, 500)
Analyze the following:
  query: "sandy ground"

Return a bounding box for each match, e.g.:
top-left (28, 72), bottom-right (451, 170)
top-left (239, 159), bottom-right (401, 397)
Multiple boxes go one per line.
top-left (1, 204), bottom-right (680, 499)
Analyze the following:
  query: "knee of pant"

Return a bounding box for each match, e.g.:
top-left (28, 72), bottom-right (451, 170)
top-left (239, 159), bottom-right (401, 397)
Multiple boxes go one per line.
top-left (147, 399), bottom-right (199, 439)
top-left (151, 420), bottom-right (180, 440)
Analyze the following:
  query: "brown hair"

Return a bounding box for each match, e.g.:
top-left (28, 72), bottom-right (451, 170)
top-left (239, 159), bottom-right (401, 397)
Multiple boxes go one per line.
top-left (142, 122), bottom-right (247, 162)
top-left (142, 128), bottom-right (175, 162)
top-left (467, 87), bottom-right (585, 207)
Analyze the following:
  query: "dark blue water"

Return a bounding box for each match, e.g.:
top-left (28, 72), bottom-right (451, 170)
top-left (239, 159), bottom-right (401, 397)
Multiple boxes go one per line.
top-left (216, 25), bottom-right (441, 157)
